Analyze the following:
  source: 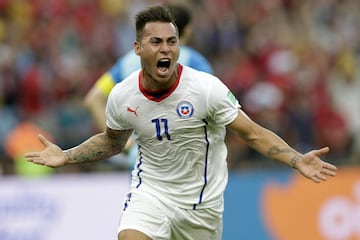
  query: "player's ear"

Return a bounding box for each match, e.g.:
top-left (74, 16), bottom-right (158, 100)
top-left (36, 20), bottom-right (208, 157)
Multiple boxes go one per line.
top-left (134, 41), bottom-right (141, 56)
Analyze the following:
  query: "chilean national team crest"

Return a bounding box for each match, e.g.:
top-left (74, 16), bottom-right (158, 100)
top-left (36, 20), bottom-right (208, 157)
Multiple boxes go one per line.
top-left (176, 101), bottom-right (194, 119)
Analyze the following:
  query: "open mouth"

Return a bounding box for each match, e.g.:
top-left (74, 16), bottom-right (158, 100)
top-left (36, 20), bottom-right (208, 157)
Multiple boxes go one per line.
top-left (157, 58), bottom-right (171, 73)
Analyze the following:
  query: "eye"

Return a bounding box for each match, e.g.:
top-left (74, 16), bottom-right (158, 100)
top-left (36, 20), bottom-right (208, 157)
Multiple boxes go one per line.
top-left (151, 41), bottom-right (160, 45)
top-left (150, 38), bottom-right (161, 45)
top-left (168, 38), bottom-right (177, 45)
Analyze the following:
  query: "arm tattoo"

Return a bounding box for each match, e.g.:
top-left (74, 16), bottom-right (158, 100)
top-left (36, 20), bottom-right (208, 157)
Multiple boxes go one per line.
top-left (66, 137), bottom-right (110, 164)
top-left (290, 154), bottom-right (301, 168)
top-left (267, 145), bottom-right (301, 168)
top-left (267, 145), bottom-right (293, 156)
top-left (66, 129), bottom-right (132, 165)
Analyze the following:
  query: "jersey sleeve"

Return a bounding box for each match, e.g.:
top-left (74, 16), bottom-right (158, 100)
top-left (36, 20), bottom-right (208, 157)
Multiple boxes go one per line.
top-left (207, 77), bottom-right (240, 126)
top-left (105, 85), bottom-right (131, 130)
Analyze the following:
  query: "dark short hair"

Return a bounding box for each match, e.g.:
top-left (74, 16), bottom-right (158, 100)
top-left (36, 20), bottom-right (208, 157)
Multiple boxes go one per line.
top-left (135, 5), bottom-right (177, 41)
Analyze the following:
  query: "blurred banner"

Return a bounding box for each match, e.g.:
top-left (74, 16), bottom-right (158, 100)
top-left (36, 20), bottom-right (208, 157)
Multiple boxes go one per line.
top-left (0, 174), bottom-right (129, 240)
top-left (224, 166), bottom-right (360, 240)
top-left (0, 167), bottom-right (359, 240)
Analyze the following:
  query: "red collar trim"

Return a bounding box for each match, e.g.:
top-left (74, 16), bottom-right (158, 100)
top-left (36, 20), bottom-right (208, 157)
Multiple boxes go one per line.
top-left (139, 64), bottom-right (183, 102)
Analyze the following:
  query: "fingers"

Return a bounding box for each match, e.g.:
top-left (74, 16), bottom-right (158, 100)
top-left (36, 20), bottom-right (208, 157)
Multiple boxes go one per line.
top-left (316, 173), bottom-right (327, 181)
top-left (309, 164), bottom-right (337, 183)
top-left (314, 147), bottom-right (330, 156)
top-left (321, 168), bottom-right (336, 177)
top-left (38, 134), bottom-right (52, 147)
top-left (320, 164), bottom-right (337, 176)
top-left (25, 155), bottom-right (52, 167)
top-left (311, 175), bottom-right (321, 183)
top-left (24, 152), bottom-right (40, 158)
top-left (24, 151), bottom-right (46, 164)
top-left (318, 161), bottom-right (337, 177)
top-left (299, 147), bottom-right (337, 183)
top-left (24, 153), bottom-right (43, 164)
top-left (310, 173), bottom-right (327, 183)
top-left (323, 162), bottom-right (337, 171)
top-left (313, 147), bottom-right (337, 178)
top-left (24, 152), bottom-right (40, 161)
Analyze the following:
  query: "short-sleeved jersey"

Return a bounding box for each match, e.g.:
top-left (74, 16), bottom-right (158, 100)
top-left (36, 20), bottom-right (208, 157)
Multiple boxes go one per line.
top-left (106, 65), bottom-right (240, 209)
top-left (96, 46), bottom-right (213, 96)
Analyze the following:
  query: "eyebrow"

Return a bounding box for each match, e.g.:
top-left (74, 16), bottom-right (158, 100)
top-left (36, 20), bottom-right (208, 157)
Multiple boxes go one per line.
top-left (149, 36), bottom-right (177, 42)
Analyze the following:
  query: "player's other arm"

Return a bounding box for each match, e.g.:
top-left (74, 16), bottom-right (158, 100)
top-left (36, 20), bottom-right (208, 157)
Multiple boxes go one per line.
top-left (84, 73), bottom-right (115, 131)
top-left (84, 86), bottom-right (108, 131)
top-left (227, 109), bottom-right (337, 183)
top-left (24, 127), bottom-right (133, 168)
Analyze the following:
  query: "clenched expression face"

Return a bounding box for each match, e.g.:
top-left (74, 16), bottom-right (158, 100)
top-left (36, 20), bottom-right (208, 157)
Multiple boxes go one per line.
top-left (135, 22), bottom-right (180, 91)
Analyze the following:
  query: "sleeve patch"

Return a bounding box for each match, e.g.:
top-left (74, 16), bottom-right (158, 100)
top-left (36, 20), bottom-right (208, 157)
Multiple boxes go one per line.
top-left (227, 91), bottom-right (237, 105)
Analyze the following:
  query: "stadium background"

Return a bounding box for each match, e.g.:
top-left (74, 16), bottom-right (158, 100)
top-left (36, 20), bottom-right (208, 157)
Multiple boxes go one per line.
top-left (0, 0), bottom-right (359, 239)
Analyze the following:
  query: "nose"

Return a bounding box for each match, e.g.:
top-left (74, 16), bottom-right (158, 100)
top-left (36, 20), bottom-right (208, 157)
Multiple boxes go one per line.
top-left (159, 42), bottom-right (170, 54)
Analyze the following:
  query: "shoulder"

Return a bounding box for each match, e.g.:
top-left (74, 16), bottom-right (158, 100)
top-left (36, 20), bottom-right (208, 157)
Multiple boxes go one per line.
top-left (109, 70), bottom-right (140, 98)
top-left (180, 65), bottom-right (219, 90)
top-left (181, 64), bottom-right (216, 80)
top-left (181, 65), bottom-right (231, 94)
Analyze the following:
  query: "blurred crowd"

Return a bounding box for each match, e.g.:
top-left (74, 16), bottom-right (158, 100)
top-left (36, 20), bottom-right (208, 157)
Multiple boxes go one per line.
top-left (0, 0), bottom-right (359, 176)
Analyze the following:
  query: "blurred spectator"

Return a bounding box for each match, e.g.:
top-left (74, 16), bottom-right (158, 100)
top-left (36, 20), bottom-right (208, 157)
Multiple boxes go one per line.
top-left (328, 47), bottom-right (360, 164)
top-left (4, 121), bottom-right (55, 177)
top-left (1, 0), bottom-right (360, 175)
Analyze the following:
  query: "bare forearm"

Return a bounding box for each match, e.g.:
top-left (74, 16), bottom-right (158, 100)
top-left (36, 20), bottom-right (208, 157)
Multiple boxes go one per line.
top-left (91, 108), bottom-right (107, 132)
top-left (64, 132), bottom-right (124, 165)
top-left (228, 111), bottom-right (336, 183)
top-left (83, 88), bottom-right (107, 131)
top-left (84, 102), bottom-right (107, 131)
top-left (247, 128), bottom-right (302, 168)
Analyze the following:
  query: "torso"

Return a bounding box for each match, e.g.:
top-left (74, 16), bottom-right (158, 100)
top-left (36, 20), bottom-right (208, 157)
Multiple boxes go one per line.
top-left (106, 65), bottom-right (239, 209)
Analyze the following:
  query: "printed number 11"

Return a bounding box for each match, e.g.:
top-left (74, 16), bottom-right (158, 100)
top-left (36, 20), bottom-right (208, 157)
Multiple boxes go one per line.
top-left (151, 118), bottom-right (171, 140)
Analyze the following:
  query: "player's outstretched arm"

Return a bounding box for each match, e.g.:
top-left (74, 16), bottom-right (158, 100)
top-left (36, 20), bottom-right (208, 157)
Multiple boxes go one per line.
top-left (25, 128), bottom-right (133, 168)
top-left (227, 110), bottom-right (337, 183)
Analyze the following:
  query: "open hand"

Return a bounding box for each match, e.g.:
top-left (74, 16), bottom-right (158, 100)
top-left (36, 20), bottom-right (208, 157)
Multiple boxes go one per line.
top-left (296, 147), bottom-right (337, 183)
top-left (24, 134), bottom-right (67, 168)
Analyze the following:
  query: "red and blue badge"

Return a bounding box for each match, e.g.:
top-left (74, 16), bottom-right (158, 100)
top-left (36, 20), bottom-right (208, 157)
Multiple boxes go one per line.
top-left (176, 101), bottom-right (194, 119)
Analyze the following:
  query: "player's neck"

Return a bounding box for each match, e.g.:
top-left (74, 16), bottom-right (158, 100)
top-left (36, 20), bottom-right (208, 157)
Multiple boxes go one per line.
top-left (141, 64), bottom-right (180, 92)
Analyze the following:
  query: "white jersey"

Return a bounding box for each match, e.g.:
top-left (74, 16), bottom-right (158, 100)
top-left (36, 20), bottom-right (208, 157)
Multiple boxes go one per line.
top-left (106, 64), bottom-right (240, 209)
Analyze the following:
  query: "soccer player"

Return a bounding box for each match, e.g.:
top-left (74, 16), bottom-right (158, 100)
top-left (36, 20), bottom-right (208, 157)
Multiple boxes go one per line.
top-left (25, 6), bottom-right (337, 240)
top-left (83, 4), bottom-right (213, 169)
top-left (84, 4), bottom-right (213, 132)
